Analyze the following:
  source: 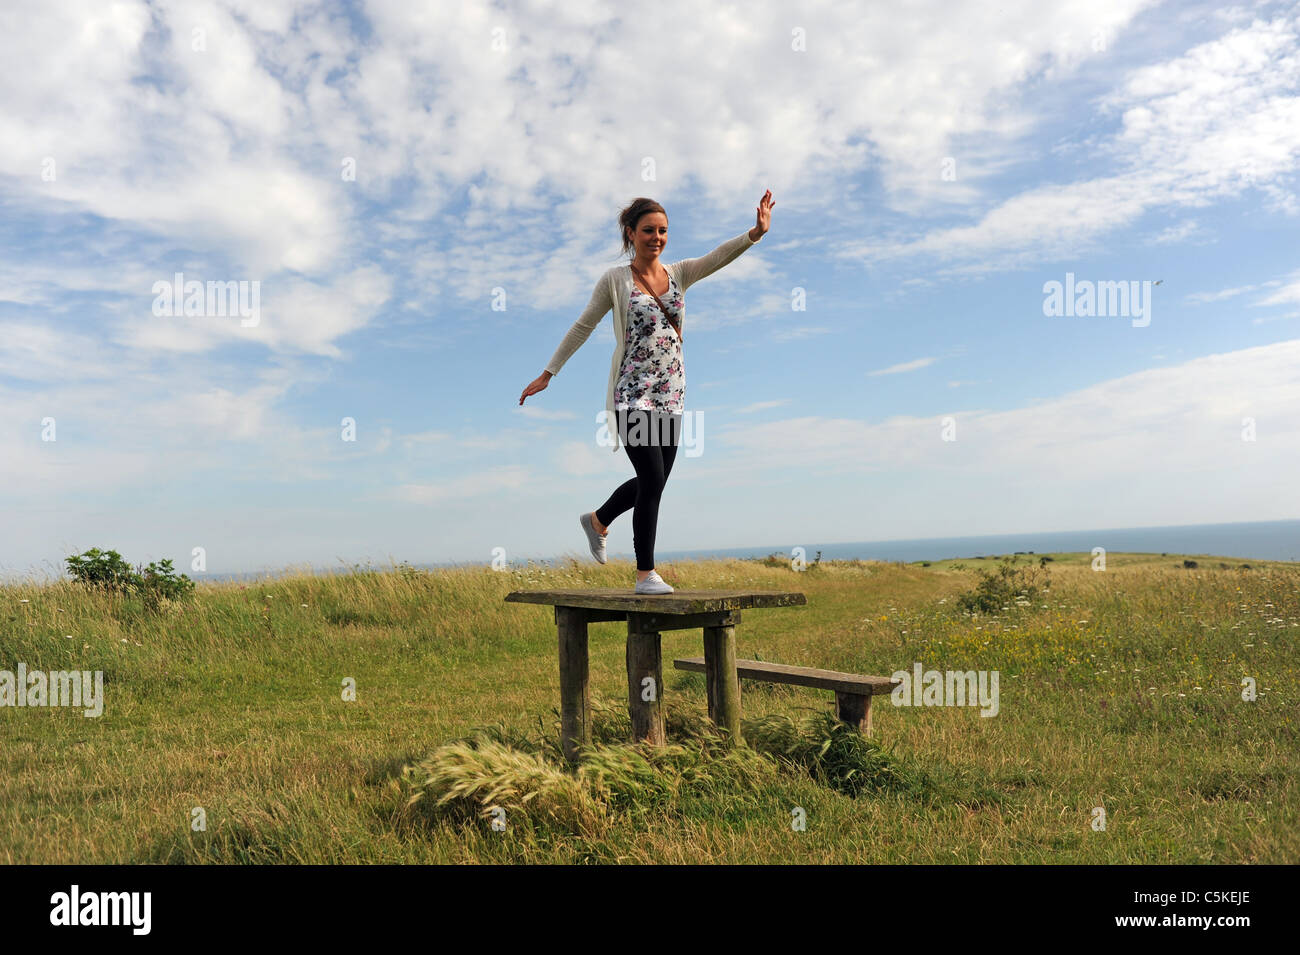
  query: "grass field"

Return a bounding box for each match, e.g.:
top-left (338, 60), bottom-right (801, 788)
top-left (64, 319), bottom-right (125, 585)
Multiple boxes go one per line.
top-left (2, 551), bottom-right (1296, 863)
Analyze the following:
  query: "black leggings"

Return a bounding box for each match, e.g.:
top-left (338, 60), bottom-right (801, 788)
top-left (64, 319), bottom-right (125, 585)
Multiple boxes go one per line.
top-left (595, 409), bottom-right (682, 572)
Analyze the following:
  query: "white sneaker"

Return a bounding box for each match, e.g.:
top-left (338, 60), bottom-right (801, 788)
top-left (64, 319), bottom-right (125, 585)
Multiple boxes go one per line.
top-left (579, 513), bottom-right (607, 564)
top-left (634, 571), bottom-right (674, 595)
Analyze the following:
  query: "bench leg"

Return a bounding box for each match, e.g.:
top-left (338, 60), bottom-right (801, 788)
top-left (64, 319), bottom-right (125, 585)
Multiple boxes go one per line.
top-left (556, 607), bottom-right (590, 763)
top-left (703, 622), bottom-right (742, 744)
top-left (836, 691), bottom-right (872, 736)
top-left (626, 628), bottom-right (666, 746)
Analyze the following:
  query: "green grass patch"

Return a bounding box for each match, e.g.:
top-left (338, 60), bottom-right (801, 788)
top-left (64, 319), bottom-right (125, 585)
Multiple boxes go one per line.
top-left (2, 553), bottom-right (1297, 863)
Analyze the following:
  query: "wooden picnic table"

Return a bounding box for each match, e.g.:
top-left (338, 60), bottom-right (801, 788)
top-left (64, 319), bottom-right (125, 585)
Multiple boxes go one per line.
top-left (503, 588), bottom-right (807, 762)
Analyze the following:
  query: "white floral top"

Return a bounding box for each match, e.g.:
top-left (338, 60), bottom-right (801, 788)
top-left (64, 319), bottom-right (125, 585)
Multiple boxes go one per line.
top-left (614, 273), bottom-right (685, 414)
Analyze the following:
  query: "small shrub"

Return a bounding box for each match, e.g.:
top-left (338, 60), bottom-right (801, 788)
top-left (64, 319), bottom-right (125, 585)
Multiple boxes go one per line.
top-left (65, 547), bottom-right (195, 610)
top-left (64, 548), bottom-right (136, 591)
top-left (137, 559), bottom-right (196, 606)
top-left (955, 557), bottom-right (1050, 615)
top-left (753, 551), bottom-right (820, 570)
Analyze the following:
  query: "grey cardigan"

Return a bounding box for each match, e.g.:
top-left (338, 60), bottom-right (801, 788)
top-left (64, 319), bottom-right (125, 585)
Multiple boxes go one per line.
top-left (544, 229), bottom-right (762, 451)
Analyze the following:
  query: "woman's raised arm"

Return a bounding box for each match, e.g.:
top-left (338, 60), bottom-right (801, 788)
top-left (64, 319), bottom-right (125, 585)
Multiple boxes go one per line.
top-left (675, 190), bottom-right (774, 290)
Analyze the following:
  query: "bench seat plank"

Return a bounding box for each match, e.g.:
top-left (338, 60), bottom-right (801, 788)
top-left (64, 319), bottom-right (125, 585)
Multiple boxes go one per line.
top-left (674, 657), bottom-right (899, 696)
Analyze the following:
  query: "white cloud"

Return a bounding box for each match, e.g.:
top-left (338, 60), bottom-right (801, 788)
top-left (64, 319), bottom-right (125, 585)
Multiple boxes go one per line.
top-left (1149, 219), bottom-right (1206, 244)
top-left (699, 339), bottom-right (1300, 481)
top-left (1251, 310), bottom-right (1300, 324)
top-left (0, 0), bottom-right (1164, 317)
top-left (736, 399), bottom-right (792, 414)
top-left (115, 266), bottom-right (392, 357)
top-left (846, 14), bottom-right (1300, 272)
top-left (553, 439), bottom-right (624, 477)
top-left (868, 357), bottom-right (936, 376)
top-left (0, 322), bottom-right (117, 382)
top-left (1185, 283), bottom-right (1260, 303)
top-left (0, 359), bottom-right (336, 497)
top-left (772, 326), bottom-right (831, 342)
top-left (391, 465), bottom-right (533, 504)
top-left (517, 405), bottom-right (577, 420)
top-left (1255, 271), bottom-right (1300, 306)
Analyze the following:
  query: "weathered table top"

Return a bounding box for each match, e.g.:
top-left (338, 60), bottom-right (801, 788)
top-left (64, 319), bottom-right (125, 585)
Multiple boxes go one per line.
top-left (504, 589), bottom-right (806, 614)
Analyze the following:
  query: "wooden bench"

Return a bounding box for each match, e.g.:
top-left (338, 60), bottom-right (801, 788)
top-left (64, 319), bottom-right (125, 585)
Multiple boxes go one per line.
top-left (673, 657), bottom-right (900, 736)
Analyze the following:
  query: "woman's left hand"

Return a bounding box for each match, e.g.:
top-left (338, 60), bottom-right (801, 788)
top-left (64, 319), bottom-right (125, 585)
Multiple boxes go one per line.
top-left (752, 189), bottom-right (775, 239)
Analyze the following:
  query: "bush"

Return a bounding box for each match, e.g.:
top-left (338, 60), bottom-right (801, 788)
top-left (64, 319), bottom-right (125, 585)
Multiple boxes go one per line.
top-left (137, 558), bottom-right (196, 606)
top-left (955, 557), bottom-right (1050, 614)
top-left (65, 547), bottom-right (196, 609)
top-left (753, 550), bottom-right (820, 570)
top-left (64, 547), bottom-right (137, 591)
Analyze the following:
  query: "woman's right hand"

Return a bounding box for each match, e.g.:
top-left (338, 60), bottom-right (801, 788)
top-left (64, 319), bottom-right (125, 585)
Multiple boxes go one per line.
top-left (520, 371), bottom-right (552, 405)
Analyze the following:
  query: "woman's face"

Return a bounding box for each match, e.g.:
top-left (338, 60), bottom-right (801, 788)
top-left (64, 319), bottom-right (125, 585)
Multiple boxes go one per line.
top-left (628, 212), bottom-right (668, 262)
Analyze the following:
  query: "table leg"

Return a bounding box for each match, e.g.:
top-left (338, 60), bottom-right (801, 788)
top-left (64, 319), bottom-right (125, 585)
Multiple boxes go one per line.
top-left (555, 606), bottom-right (590, 763)
top-left (702, 621), bottom-right (742, 744)
top-left (626, 627), bottom-right (666, 745)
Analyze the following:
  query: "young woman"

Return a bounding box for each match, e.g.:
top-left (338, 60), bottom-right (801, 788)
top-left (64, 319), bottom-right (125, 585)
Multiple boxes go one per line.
top-left (520, 191), bottom-right (775, 594)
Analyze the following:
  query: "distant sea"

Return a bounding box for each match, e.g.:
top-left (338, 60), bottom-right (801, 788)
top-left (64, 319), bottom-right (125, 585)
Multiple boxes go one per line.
top-left (205, 518), bottom-right (1299, 581)
top-left (647, 518), bottom-right (1300, 567)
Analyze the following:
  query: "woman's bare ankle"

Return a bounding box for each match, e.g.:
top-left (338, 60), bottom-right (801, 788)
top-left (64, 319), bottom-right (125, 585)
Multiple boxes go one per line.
top-left (591, 512), bottom-right (608, 535)
top-left (636, 569), bottom-right (653, 580)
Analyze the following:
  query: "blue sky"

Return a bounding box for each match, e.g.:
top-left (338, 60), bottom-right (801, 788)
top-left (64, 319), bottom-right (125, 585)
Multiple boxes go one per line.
top-left (2, 0), bottom-right (1298, 580)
